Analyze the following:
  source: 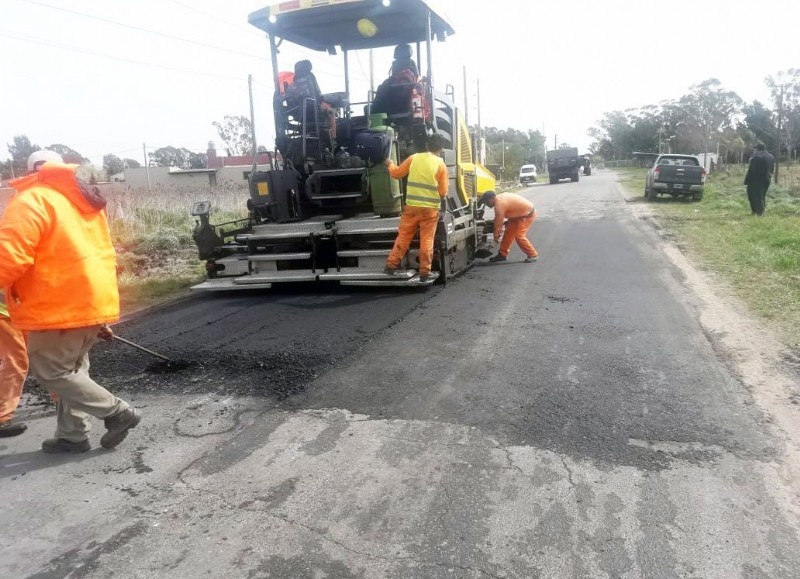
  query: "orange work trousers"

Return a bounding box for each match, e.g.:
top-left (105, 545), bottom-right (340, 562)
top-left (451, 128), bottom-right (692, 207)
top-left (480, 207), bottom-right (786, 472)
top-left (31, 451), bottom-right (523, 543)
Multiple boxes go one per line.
top-left (386, 205), bottom-right (439, 275)
top-left (0, 317), bottom-right (28, 423)
top-left (498, 211), bottom-right (538, 258)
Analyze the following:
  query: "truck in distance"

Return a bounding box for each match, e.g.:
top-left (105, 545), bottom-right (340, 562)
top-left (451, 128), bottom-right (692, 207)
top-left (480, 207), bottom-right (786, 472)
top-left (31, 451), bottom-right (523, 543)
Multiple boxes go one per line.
top-left (546, 147), bottom-right (581, 184)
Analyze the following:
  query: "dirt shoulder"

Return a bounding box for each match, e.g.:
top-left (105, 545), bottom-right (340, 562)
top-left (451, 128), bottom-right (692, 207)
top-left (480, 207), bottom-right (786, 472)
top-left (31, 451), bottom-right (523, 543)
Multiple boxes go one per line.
top-left (619, 171), bottom-right (800, 525)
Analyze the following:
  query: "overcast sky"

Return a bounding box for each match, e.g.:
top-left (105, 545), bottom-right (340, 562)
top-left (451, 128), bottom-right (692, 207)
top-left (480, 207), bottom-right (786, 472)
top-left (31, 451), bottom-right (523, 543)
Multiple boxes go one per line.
top-left (2, 0), bottom-right (798, 165)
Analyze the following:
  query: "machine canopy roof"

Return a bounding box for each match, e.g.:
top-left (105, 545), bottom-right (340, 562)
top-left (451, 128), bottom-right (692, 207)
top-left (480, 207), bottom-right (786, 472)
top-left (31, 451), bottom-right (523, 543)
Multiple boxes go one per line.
top-left (248, 0), bottom-right (455, 52)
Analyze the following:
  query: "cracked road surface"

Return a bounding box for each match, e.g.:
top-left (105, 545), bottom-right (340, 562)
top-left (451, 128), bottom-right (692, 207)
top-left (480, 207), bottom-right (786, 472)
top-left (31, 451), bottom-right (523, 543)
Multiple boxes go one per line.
top-left (4, 170), bottom-right (800, 578)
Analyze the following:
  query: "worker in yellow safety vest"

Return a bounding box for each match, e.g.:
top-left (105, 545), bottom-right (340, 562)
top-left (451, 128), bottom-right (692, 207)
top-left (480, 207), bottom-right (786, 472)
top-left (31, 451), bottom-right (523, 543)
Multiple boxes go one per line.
top-left (383, 134), bottom-right (448, 282)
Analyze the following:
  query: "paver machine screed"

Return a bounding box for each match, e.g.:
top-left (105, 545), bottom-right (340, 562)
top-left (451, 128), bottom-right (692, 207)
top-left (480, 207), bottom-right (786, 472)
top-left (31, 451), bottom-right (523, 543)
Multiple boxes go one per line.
top-left (190, 0), bottom-right (496, 290)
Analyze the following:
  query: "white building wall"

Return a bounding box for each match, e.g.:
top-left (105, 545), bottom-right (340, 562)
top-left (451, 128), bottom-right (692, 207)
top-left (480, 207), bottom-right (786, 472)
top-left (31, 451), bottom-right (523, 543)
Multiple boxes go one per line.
top-left (123, 165), bottom-right (272, 190)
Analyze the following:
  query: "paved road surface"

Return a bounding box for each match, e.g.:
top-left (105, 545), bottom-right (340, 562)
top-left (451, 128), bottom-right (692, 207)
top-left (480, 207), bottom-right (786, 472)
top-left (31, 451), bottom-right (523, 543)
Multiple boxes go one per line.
top-left (3, 170), bottom-right (800, 578)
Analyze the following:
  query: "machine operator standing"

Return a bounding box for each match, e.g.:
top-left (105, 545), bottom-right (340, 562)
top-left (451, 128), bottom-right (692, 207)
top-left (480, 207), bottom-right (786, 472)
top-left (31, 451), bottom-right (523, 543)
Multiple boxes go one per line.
top-left (383, 134), bottom-right (448, 282)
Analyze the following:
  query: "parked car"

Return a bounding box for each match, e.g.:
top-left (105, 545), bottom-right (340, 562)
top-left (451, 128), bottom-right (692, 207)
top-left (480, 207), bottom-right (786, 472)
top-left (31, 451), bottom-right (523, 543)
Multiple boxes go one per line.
top-left (518, 164), bottom-right (537, 185)
top-left (645, 154), bottom-right (706, 201)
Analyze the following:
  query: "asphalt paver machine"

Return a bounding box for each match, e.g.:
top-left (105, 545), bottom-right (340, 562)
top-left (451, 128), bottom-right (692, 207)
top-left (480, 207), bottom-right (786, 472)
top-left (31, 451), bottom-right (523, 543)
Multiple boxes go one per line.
top-left (191, 0), bottom-right (496, 290)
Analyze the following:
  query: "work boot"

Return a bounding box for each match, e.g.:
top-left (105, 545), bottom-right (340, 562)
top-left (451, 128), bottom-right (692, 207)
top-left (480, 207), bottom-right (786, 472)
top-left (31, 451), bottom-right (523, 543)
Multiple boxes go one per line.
top-left (100, 408), bottom-right (142, 449)
top-left (488, 253), bottom-right (507, 263)
top-left (0, 421), bottom-right (27, 438)
top-left (524, 256), bottom-right (538, 263)
top-left (418, 273), bottom-right (430, 282)
top-left (383, 266), bottom-right (398, 276)
top-left (42, 438), bottom-right (91, 453)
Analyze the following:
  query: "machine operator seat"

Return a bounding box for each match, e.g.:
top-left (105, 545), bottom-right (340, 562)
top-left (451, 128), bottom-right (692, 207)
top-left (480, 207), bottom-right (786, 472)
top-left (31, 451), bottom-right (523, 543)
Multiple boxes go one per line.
top-left (284, 60), bottom-right (336, 153)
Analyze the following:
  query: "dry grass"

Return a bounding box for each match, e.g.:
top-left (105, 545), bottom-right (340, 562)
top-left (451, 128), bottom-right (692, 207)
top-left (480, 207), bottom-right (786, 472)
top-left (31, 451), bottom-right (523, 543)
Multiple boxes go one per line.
top-left (102, 183), bottom-right (249, 313)
top-left (0, 181), bottom-right (249, 314)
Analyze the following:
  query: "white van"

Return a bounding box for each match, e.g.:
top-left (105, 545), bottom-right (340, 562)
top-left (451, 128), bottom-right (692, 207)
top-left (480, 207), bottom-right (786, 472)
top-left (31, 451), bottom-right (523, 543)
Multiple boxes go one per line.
top-left (518, 164), bottom-right (538, 185)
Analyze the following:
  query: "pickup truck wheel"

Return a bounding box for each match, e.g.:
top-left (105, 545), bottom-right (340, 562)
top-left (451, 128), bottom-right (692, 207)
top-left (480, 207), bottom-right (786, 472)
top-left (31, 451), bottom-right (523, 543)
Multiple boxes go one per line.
top-left (647, 187), bottom-right (658, 201)
top-left (549, 176), bottom-right (558, 185)
top-left (571, 174), bottom-right (579, 182)
top-left (692, 191), bottom-right (704, 201)
top-left (643, 185), bottom-right (649, 198)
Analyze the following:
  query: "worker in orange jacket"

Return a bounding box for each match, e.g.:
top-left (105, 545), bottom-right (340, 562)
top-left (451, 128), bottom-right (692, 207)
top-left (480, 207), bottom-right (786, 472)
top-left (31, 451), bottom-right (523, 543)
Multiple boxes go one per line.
top-left (384, 134), bottom-right (448, 282)
top-left (479, 191), bottom-right (539, 263)
top-left (0, 289), bottom-right (28, 437)
top-left (0, 150), bottom-right (64, 438)
top-left (0, 156), bottom-right (142, 453)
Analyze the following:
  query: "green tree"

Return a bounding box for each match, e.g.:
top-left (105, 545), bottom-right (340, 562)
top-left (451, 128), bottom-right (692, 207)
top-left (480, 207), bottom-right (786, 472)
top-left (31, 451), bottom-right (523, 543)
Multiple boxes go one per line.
top-left (103, 154), bottom-right (125, 177)
top-left (149, 146), bottom-right (192, 168)
top-left (213, 115), bottom-right (253, 156)
top-left (678, 78), bottom-right (743, 154)
top-left (8, 135), bottom-right (39, 177)
top-left (123, 158), bottom-right (141, 169)
top-left (48, 144), bottom-right (87, 164)
top-left (188, 152), bottom-right (208, 169)
top-left (743, 100), bottom-right (776, 151)
top-left (0, 159), bottom-right (13, 180)
top-left (765, 69), bottom-right (800, 163)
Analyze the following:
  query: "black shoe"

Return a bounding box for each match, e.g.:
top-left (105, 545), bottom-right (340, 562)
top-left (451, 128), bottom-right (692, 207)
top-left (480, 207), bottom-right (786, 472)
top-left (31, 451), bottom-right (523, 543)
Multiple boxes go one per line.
top-left (418, 273), bottom-right (430, 282)
top-left (524, 256), bottom-right (538, 263)
top-left (383, 266), bottom-right (398, 276)
top-left (488, 254), bottom-right (507, 262)
top-left (101, 408), bottom-right (142, 449)
top-left (42, 438), bottom-right (90, 453)
top-left (0, 421), bottom-right (27, 438)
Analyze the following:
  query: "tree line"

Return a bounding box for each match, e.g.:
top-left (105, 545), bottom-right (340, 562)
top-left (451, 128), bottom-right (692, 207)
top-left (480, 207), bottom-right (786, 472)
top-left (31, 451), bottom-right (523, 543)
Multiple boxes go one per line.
top-left (589, 70), bottom-right (800, 164)
top-left (0, 115), bottom-right (255, 181)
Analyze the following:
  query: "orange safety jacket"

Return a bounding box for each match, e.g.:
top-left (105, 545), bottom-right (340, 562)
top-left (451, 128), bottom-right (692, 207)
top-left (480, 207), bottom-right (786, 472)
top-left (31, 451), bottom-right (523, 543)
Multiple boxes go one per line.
top-left (492, 192), bottom-right (534, 242)
top-left (0, 163), bottom-right (119, 330)
top-left (387, 152), bottom-right (448, 209)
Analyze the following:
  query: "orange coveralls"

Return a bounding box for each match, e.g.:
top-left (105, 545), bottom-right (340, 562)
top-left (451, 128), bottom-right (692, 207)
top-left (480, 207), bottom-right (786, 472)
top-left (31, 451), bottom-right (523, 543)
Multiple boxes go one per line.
top-left (0, 296), bottom-right (28, 425)
top-left (492, 192), bottom-right (538, 259)
top-left (385, 152), bottom-right (448, 275)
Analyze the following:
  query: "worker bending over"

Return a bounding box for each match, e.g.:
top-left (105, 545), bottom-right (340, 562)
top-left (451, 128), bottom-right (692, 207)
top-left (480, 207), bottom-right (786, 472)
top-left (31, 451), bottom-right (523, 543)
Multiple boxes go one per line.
top-left (479, 191), bottom-right (539, 263)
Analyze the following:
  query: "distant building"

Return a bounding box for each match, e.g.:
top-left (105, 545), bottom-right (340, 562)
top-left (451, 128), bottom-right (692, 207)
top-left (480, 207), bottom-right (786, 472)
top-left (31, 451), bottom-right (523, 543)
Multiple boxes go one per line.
top-left (206, 141), bottom-right (273, 168)
top-left (120, 141), bottom-right (277, 190)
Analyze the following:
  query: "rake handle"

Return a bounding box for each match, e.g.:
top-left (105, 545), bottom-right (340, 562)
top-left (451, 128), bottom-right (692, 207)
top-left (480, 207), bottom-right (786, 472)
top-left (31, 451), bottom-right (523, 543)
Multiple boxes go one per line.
top-left (112, 334), bottom-right (172, 363)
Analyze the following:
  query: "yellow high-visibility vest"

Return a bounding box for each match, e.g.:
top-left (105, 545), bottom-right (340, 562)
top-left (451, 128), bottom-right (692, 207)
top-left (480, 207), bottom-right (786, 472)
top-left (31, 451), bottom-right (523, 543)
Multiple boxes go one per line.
top-left (406, 153), bottom-right (443, 209)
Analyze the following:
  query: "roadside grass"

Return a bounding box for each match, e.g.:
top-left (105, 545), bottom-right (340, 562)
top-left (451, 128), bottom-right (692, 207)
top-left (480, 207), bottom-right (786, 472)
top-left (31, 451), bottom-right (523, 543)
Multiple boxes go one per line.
top-left (104, 183), bottom-right (248, 313)
top-left (616, 165), bottom-right (800, 346)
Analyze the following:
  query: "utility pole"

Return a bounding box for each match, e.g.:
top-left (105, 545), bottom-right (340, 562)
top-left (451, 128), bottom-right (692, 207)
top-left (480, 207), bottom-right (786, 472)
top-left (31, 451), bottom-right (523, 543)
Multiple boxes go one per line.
top-left (554, 135), bottom-right (558, 150)
top-left (501, 137), bottom-right (505, 181)
top-left (369, 49), bottom-right (374, 94)
top-left (775, 82), bottom-right (784, 184)
top-left (462, 65), bottom-right (469, 129)
top-left (143, 142), bottom-right (151, 194)
top-left (476, 78), bottom-right (483, 164)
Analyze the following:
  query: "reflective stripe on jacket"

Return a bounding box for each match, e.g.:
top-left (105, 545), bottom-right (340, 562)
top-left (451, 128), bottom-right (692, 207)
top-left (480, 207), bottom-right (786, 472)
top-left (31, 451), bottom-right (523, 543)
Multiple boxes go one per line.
top-left (0, 163), bottom-right (119, 330)
top-left (387, 152), bottom-right (448, 209)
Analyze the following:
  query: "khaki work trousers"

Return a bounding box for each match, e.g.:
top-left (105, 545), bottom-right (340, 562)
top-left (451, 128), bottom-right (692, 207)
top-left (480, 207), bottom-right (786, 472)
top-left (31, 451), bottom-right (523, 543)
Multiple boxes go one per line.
top-left (386, 205), bottom-right (439, 275)
top-left (498, 211), bottom-right (538, 258)
top-left (0, 317), bottom-right (28, 423)
top-left (27, 327), bottom-right (127, 442)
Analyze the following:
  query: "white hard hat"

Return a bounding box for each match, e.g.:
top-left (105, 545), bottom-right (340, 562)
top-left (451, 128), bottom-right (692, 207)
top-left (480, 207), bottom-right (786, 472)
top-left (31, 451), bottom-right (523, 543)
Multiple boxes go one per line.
top-left (27, 149), bottom-right (64, 172)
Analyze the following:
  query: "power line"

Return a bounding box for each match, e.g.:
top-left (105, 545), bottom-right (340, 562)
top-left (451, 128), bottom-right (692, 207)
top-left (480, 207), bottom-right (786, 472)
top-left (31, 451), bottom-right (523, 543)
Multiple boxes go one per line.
top-left (165, 0), bottom-right (261, 37)
top-left (0, 30), bottom-right (249, 83)
top-left (17, 0), bottom-right (268, 61)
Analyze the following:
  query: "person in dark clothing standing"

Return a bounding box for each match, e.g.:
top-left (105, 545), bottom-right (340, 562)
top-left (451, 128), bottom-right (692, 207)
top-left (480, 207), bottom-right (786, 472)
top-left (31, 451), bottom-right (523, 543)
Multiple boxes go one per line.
top-left (744, 143), bottom-right (775, 216)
